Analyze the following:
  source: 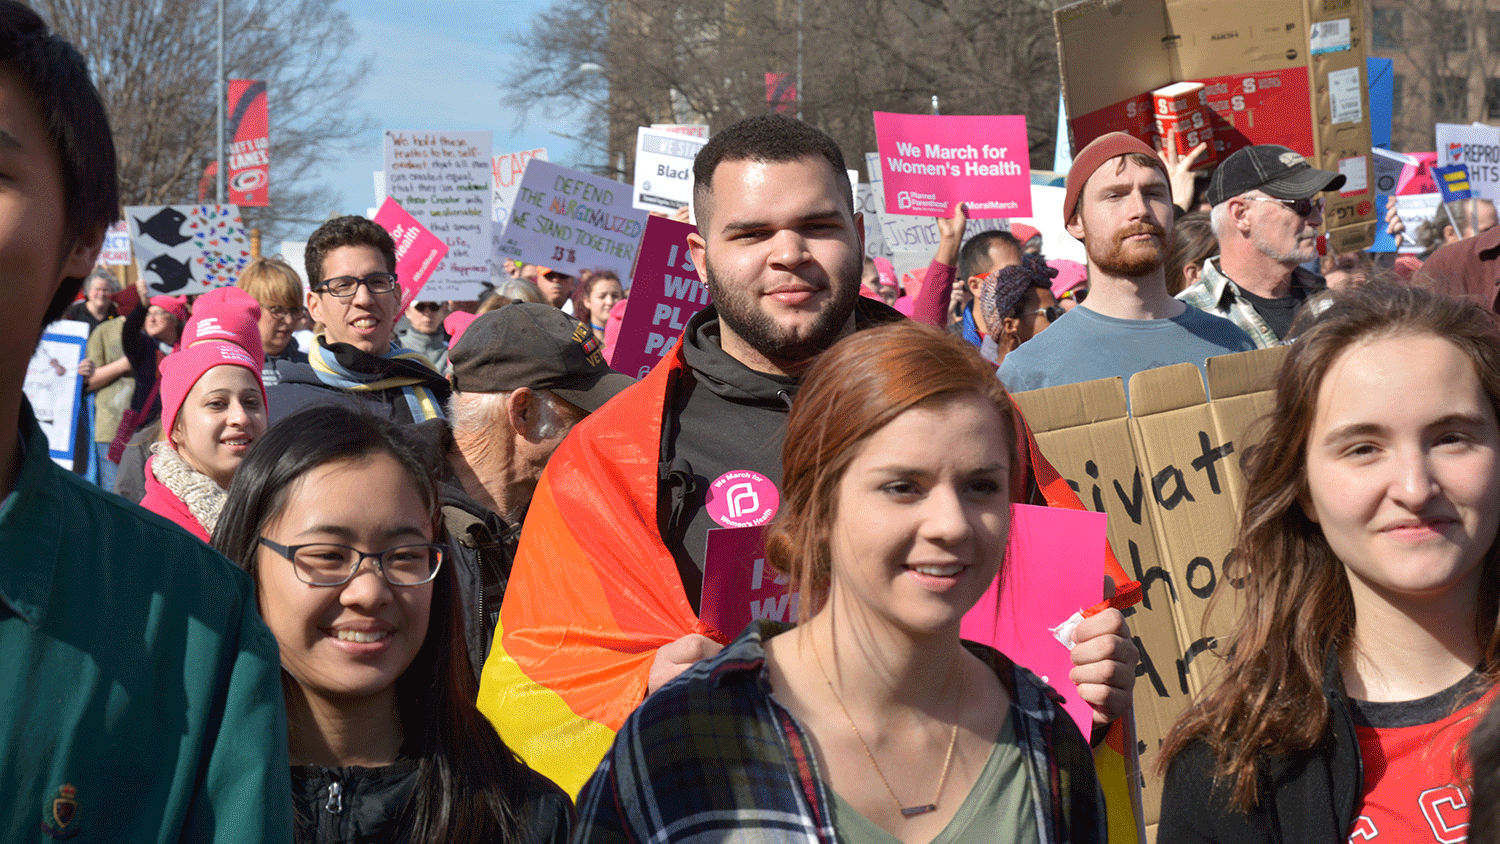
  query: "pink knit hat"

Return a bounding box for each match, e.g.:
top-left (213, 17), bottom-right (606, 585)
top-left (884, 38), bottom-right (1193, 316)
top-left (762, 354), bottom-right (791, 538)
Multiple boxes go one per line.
top-left (148, 295), bottom-right (190, 324)
top-left (1047, 259), bottom-right (1088, 295)
top-left (444, 310), bottom-right (479, 348)
top-left (159, 341), bottom-right (265, 448)
top-left (181, 286), bottom-right (264, 368)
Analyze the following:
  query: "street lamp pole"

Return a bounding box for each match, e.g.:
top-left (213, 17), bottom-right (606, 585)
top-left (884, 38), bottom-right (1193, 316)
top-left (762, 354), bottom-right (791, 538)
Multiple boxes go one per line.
top-left (215, 0), bottom-right (225, 204)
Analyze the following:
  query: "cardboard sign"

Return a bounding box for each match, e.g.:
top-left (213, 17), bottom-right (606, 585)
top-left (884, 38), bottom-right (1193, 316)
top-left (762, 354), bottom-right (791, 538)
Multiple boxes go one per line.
top-left (960, 505), bottom-right (1108, 735)
top-left (873, 112), bottom-right (1031, 218)
top-left (610, 216), bottom-right (706, 379)
top-left (633, 127), bottom-right (706, 212)
top-left (863, 152), bottom-right (1011, 265)
top-left (1435, 123), bottom-right (1500, 202)
top-left (100, 221), bottom-right (131, 265)
top-left (25, 320), bottom-right (88, 467)
top-left (855, 183), bottom-right (889, 260)
top-left (1012, 345), bottom-right (1286, 833)
top-left (372, 197), bottom-right (450, 310)
top-left (497, 159), bottom-right (647, 281)
top-left (492, 147), bottom-right (549, 266)
top-left (126, 204), bottom-right (251, 296)
top-left (700, 526), bottom-right (797, 637)
top-left (1393, 193), bottom-right (1443, 254)
top-left (383, 130), bottom-right (493, 301)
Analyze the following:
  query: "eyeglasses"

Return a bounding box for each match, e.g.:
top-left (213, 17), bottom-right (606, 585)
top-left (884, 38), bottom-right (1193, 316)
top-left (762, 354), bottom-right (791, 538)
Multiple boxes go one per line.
top-left (1243, 195), bottom-right (1324, 217)
top-left (314, 272), bottom-right (399, 298)
top-left (1058, 288), bottom-right (1088, 304)
top-left (266, 305), bottom-right (307, 320)
top-left (258, 537), bottom-right (444, 587)
top-left (411, 301), bottom-right (443, 313)
top-left (1020, 304), bottom-right (1066, 322)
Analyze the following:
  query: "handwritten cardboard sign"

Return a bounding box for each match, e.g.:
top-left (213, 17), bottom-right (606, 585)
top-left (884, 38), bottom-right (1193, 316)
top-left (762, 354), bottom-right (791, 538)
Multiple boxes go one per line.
top-left (372, 197), bottom-right (450, 310)
top-left (863, 152), bottom-right (1011, 264)
top-left (383, 130), bottom-right (493, 301)
top-left (633, 127), bottom-right (705, 213)
top-left (960, 504), bottom-right (1107, 736)
top-left (873, 112), bottom-right (1032, 218)
top-left (498, 159), bottom-right (648, 282)
top-left (25, 320), bottom-right (89, 466)
top-left (125, 204), bottom-right (251, 296)
top-left (609, 216), bottom-right (706, 379)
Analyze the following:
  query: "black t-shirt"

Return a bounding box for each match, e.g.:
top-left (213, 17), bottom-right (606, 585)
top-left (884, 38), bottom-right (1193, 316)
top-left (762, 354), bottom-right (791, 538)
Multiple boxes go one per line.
top-left (1236, 270), bottom-right (1326, 341)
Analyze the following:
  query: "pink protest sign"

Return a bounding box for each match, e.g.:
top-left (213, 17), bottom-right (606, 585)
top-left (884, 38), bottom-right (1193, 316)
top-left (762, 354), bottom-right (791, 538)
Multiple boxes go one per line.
top-left (873, 112), bottom-right (1032, 219)
top-left (610, 215), bottom-right (708, 379)
top-left (701, 525), bottom-right (797, 638)
top-left (960, 504), bottom-right (1107, 735)
top-left (372, 197), bottom-right (449, 311)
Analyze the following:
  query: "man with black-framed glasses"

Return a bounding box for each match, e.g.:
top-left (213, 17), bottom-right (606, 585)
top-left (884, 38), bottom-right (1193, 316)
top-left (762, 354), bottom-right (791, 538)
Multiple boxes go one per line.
top-left (265, 215), bottom-right (450, 424)
top-left (1180, 144), bottom-right (1346, 347)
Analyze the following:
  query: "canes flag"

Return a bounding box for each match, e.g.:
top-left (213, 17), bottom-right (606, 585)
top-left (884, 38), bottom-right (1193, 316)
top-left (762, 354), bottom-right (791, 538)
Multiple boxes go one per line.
top-left (227, 80), bottom-right (269, 206)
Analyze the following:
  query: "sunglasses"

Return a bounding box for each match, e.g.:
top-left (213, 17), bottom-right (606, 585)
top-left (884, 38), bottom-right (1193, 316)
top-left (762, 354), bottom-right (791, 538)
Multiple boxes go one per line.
top-left (412, 302), bottom-right (444, 313)
top-left (1058, 288), bottom-right (1088, 304)
top-left (1244, 195), bottom-right (1324, 217)
top-left (1020, 304), bottom-right (1067, 322)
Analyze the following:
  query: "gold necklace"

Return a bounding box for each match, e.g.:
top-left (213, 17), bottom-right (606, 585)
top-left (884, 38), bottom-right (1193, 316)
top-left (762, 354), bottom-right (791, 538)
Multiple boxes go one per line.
top-left (813, 642), bottom-right (963, 818)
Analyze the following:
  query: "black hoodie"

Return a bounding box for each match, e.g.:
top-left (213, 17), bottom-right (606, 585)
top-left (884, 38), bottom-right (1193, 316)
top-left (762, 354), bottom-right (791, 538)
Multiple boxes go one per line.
top-left (660, 298), bottom-right (902, 609)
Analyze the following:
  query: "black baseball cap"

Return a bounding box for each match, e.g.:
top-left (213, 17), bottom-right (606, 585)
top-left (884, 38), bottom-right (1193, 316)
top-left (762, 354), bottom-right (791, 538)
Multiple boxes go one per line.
top-left (447, 303), bottom-right (633, 412)
top-left (1206, 144), bottom-right (1346, 206)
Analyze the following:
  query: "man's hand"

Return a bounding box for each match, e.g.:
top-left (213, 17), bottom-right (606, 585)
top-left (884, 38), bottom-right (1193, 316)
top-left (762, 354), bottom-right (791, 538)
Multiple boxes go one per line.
top-left (1067, 578), bottom-right (1139, 725)
top-left (934, 202), bottom-right (967, 268)
top-left (1161, 133), bottom-right (1208, 211)
top-left (647, 633), bottom-right (724, 694)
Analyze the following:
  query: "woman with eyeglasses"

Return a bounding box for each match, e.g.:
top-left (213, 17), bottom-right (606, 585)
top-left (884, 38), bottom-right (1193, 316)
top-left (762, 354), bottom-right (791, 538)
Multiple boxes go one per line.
top-left (979, 253), bottom-right (1063, 366)
top-left (213, 405), bottom-right (572, 844)
top-left (237, 257), bottom-right (310, 387)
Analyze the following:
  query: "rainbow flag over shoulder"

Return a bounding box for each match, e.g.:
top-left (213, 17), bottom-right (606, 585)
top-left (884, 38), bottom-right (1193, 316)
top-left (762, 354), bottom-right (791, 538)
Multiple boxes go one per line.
top-left (479, 338), bottom-right (1147, 840)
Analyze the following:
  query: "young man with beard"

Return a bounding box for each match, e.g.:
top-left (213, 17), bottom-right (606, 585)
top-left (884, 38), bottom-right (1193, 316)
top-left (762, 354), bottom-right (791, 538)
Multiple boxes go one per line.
top-left (998, 133), bottom-right (1254, 395)
top-left (1178, 144), bottom-right (1344, 347)
top-left (480, 115), bottom-right (1139, 797)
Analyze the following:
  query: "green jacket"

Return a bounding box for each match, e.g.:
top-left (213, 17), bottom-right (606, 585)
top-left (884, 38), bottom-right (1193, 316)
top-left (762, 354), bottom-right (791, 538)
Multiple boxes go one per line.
top-left (0, 399), bottom-right (293, 843)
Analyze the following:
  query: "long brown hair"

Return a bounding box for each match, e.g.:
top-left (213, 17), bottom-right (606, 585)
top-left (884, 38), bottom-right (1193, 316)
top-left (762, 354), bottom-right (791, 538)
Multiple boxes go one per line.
top-left (1159, 282), bottom-right (1500, 810)
top-left (765, 321), bottom-right (1020, 622)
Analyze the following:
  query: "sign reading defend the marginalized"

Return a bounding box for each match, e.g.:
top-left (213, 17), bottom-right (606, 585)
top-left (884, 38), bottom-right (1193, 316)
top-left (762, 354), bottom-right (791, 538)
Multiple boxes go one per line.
top-left (497, 159), bottom-right (648, 281)
top-left (873, 112), bottom-right (1031, 218)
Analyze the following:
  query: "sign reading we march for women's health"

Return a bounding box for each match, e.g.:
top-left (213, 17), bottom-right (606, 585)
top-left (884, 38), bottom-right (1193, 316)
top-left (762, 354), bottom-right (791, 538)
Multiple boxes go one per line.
top-left (383, 130), bottom-right (493, 301)
top-left (497, 159), bottom-right (648, 281)
top-left (873, 112), bottom-right (1031, 218)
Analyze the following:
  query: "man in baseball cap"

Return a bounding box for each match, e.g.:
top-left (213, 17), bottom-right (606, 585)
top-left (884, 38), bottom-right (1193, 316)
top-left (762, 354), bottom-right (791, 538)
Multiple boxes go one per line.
top-left (405, 302), bottom-right (633, 678)
top-left (999, 132), bottom-right (1254, 396)
top-left (1179, 144), bottom-right (1345, 347)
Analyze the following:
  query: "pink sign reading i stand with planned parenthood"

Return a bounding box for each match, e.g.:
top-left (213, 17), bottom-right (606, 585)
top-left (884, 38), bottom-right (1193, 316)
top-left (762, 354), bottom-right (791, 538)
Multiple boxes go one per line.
top-left (610, 215), bottom-right (708, 379)
top-left (873, 112), bottom-right (1032, 219)
top-left (960, 504), bottom-right (1107, 735)
top-left (372, 196), bottom-right (449, 311)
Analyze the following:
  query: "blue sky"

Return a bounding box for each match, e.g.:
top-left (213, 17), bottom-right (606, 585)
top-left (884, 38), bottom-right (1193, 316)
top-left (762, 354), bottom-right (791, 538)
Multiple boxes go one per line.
top-left (324, 0), bottom-right (587, 216)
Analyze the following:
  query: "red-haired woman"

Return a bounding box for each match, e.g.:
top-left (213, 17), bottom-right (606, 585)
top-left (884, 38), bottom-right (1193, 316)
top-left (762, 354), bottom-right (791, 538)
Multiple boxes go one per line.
top-left (573, 321), bottom-right (1106, 843)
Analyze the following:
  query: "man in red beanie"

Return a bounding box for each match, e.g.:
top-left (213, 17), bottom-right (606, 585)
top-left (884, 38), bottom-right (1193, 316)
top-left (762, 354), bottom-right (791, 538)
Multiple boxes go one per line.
top-left (998, 132), bottom-right (1254, 399)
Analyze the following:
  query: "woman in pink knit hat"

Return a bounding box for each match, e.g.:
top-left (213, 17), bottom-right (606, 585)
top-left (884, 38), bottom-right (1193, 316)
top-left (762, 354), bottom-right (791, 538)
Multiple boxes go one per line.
top-left (139, 289), bottom-right (268, 542)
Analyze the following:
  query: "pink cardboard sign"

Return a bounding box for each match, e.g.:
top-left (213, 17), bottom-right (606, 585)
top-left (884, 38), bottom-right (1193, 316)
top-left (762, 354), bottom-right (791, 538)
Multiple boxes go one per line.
top-left (373, 197), bottom-right (449, 311)
top-left (873, 112), bottom-right (1032, 219)
top-left (701, 525), bottom-right (797, 638)
top-left (610, 215), bottom-right (708, 379)
top-left (960, 504), bottom-right (1108, 735)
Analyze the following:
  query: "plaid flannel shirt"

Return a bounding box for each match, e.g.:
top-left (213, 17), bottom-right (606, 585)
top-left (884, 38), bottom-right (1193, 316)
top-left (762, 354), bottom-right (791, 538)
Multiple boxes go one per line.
top-left (1176, 256), bottom-right (1327, 349)
top-left (574, 620), bottom-right (1106, 844)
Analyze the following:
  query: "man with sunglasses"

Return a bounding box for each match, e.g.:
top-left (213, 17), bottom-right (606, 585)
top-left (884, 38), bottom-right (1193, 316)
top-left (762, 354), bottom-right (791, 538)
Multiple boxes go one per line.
top-left (265, 215), bottom-right (451, 424)
top-left (1179, 144), bottom-right (1346, 347)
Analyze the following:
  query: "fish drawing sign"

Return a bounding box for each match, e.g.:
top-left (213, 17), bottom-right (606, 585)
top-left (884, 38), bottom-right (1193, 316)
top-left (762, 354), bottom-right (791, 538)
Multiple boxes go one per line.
top-left (133, 207), bottom-right (191, 247)
top-left (144, 253), bottom-right (194, 293)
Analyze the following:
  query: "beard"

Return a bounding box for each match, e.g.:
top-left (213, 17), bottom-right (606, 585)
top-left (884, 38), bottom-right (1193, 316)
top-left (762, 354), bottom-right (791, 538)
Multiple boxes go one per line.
top-left (1087, 223), bottom-right (1169, 277)
top-left (1252, 225), bottom-right (1319, 265)
top-left (704, 254), bottom-right (862, 367)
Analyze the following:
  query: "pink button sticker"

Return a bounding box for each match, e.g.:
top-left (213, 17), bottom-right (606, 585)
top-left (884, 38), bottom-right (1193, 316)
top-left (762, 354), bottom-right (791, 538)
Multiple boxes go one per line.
top-left (705, 470), bottom-right (780, 528)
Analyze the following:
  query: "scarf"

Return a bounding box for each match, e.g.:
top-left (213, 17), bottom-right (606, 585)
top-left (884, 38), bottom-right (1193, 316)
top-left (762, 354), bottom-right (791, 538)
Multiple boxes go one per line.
top-left (308, 335), bottom-right (448, 422)
top-left (150, 441), bottom-right (228, 536)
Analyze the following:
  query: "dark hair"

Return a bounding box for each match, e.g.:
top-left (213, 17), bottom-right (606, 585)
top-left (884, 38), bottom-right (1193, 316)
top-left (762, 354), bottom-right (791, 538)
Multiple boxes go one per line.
top-left (691, 115), bottom-right (853, 231)
top-left (213, 405), bottom-right (546, 843)
top-left (576, 269), bottom-right (622, 326)
top-left (1160, 282), bottom-right (1500, 810)
top-left (1471, 698), bottom-right (1500, 843)
top-left (304, 215), bottom-right (398, 287)
top-left (1164, 211), bottom-right (1217, 296)
top-left (958, 230), bottom-right (1022, 281)
top-left (765, 321), bottom-right (1020, 620)
top-left (0, 1), bottom-right (120, 324)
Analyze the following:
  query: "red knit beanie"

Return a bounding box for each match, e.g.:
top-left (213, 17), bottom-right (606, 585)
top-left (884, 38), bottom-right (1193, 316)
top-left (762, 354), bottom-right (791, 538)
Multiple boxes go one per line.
top-left (1063, 132), bottom-right (1170, 224)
